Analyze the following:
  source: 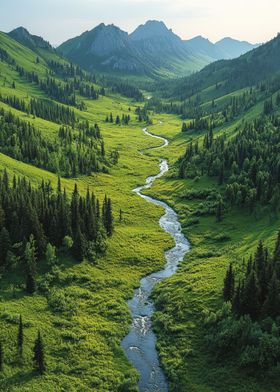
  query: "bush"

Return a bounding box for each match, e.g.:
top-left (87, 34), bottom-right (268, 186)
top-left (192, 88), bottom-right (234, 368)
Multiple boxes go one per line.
top-left (205, 307), bottom-right (280, 369)
top-left (48, 289), bottom-right (77, 316)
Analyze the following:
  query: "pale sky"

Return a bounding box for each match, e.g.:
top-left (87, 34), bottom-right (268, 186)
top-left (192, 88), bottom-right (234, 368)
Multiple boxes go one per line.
top-left (1, 0), bottom-right (279, 46)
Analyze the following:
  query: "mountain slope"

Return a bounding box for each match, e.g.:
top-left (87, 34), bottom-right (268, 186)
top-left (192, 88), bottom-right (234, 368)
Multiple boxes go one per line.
top-left (163, 33), bottom-right (280, 100)
top-left (58, 23), bottom-right (150, 74)
top-left (0, 30), bottom-right (174, 392)
top-left (58, 20), bottom-right (258, 79)
top-left (215, 37), bottom-right (259, 59)
top-left (184, 35), bottom-right (259, 60)
top-left (9, 26), bottom-right (53, 51)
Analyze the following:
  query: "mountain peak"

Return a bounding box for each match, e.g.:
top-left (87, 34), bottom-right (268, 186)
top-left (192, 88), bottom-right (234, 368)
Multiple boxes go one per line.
top-left (130, 20), bottom-right (177, 41)
top-left (215, 37), bottom-right (259, 59)
top-left (12, 26), bottom-right (29, 34)
top-left (9, 26), bottom-right (52, 50)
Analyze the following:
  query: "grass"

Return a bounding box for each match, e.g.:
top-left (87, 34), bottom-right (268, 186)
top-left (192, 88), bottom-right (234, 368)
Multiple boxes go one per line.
top-left (1, 30), bottom-right (280, 391)
top-left (0, 112), bottom-right (177, 391)
top-left (142, 112), bottom-right (280, 392)
top-left (0, 32), bottom-right (175, 391)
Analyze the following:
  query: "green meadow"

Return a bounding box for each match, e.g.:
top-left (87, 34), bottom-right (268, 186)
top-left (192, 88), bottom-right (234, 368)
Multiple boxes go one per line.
top-left (1, 27), bottom-right (280, 392)
top-left (0, 32), bottom-right (176, 391)
top-left (142, 110), bottom-right (280, 392)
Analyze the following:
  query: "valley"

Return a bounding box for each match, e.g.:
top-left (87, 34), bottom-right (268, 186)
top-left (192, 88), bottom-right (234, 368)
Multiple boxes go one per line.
top-left (0, 17), bottom-right (280, 392)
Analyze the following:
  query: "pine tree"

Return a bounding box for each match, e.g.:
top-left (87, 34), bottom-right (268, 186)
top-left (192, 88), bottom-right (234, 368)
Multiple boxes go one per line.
top-left (33, 331), bottom-right (46, 374)
top-left (255, 241), bottom-right (266, 302)
top-left (262, 273), bottom-right (280, 318)
top-left (101, 141), bottom-right (105, 157)
top-left (181, 122), bottom-right (187, 132)
top-left (71, 183), bottom-right (80, 233)
top-left (242, 271), bottom-right (260, 319)
top-left (24, 235), bottom-right (37, 294)
top-left (17, 315), bottom-right (23, 357)
top-left (232, 282), bottom-right (241, 315)
top-left (0, 227), bottom-right (11, 267)
top-left (72, 228), bottom-right (86, 261)
top-left (105, 198), bottom-right (113, 236)
top-left (223, 264), bottom-right (235, 301)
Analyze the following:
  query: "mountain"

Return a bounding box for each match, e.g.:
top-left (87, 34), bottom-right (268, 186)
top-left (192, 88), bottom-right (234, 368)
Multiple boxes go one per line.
top-left (184, 36), bottom-right (220, 60)
top-left (129, 20), bottom-right (206, 74)
top-left (9, 26), bottom-right (53, 51)
top-left (58, 23), bottom-right (149, 74)
top-left (130, 20), bottom-right (186, 57)
top-left (162, 33), bottom-right (280, 100)
top-left (215, 37), bottom-right (259, 59)
top-left (58, 20), bottom-right (258, 79)
top-left (184, 35), bottom-right (258, 60)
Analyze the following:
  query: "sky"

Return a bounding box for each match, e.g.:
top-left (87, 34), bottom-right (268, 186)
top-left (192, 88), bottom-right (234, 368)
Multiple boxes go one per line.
top-left (1, 0), bottom-right (279, 46)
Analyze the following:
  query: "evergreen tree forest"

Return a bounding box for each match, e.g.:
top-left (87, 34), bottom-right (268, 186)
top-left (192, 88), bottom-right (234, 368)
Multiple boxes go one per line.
top-left (205, 234), bottom-right (280, 370)
top-left (0, 94), bottom-right (76, 125)
top-left (14, 62), bottom-right (102, 107)
top-left (0, 171), bottom-right (113, 283)
top-left (0, 108), bottom-right (108, 177)
top-left (178, 112), bottom-right (280, 210)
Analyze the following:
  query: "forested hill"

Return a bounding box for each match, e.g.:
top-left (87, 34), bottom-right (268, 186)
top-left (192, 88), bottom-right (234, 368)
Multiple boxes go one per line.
top-left (159, 33), bottom-right (280, 100)
top-left (0, 27), bottom-right (144, 391)
top-left (0, 31), bottom-right (120, 274)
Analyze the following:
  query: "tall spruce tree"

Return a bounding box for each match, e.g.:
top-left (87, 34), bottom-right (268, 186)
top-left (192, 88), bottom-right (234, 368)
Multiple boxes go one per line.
top-left (17, 315), bottom-right (23, 357)
top-left (33, 331), bottom-right (46, 375)
top-left (0, 227), bottom-right (11, 267)
top-left (223, 264), bottom-right (235, 301)
top-left (24, 235), bottom-right (37, 294)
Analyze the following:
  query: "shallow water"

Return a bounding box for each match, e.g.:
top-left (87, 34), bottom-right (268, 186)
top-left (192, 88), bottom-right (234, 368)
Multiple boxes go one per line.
top-left (121, 129), bottom-right (190, 391)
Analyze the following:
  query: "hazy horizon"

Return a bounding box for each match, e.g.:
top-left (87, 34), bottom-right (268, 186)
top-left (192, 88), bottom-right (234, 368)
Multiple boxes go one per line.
top-left (1, 0), bottom-right (279, 46)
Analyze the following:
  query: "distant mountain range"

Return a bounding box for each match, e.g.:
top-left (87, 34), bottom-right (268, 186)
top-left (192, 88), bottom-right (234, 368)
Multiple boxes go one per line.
top-left (57, 21), bottom-right (259, 78)
top-left (160, 32), bottom-right (280, 100)
top-left (8, 21), bottom-right (259, 79)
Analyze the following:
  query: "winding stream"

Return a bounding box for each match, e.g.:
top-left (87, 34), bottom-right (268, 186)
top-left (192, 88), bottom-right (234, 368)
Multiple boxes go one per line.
top-left (121, 128), bottom-right (190, 392)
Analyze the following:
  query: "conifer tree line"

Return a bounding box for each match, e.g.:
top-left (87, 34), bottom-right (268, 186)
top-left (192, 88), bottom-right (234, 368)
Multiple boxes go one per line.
top-left (0, 171), bottom-right (113, 279)
top-left (147, 77), bottom-right (280, 134)
top-left (47, 60), bottom-right (96, 82)
top-left (0, 47), bottom-right (15, 65)
top-left (135, 106), bottom-right (152, 124)
top-left (105, 112), bottom-right (131, 125)
top-left (178, 113), bottom-right (280, 209)
top-left (0, 93), bottom-right (76, 125)
top-left (110, 81), bottom-right (144, 101)
top-left (0, 315), bottom-right (46, 375)
top-left (0, 108), bottom-right (108, 177)
top-left (15, 63), bottom-right (101, 106)
top-left (146, 89), bottom-right (258, 125)
top-left (223, 234), bottom-right (280, 320)
top-left (205, 233), bottom-right (280, 370)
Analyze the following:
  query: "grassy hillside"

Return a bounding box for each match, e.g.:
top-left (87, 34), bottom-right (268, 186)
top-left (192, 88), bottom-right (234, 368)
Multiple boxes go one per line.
top-left (0, 32), bottom-right (176, 391)
top-left (2, 24), bottom-right (280, 392)
top-left (141, 87), bottom-right (280, 391)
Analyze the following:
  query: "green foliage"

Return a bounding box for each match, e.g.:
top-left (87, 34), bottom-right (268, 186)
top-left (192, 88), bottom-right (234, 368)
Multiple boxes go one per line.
top-left (45, 243), bottom-right (58, 267)
top-left (0, 108), bottom-right (107, 177)
top-left (47, 289), bottom-right (76, 316)
top-left (179, 114), bottom-right (280, 210)
top-left (205, 307), bottom-right (280, 370)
